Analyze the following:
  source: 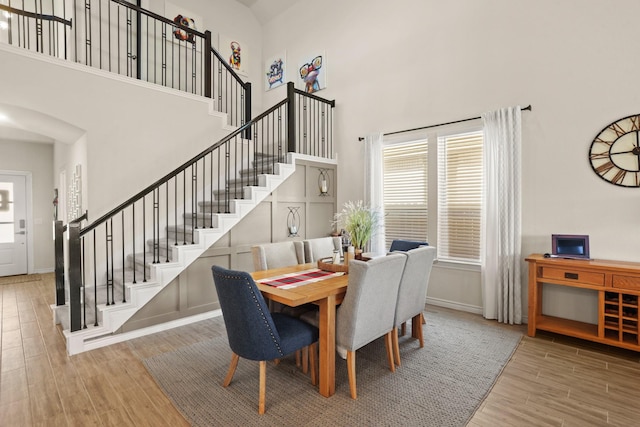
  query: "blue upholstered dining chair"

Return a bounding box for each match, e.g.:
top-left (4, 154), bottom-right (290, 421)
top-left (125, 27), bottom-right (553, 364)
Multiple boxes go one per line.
top-left (211, 265), bottom-right (319, 415)
top-left (391, 246), bottom-right (437, 366)
top-left (335, 253), bottom-right (407, 399)
top-left (389, 239), bottom-right (428, 252)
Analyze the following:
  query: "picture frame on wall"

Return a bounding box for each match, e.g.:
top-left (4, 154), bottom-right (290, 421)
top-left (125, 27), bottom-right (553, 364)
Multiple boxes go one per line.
top-left (297, 52), bottom-right (326, 94)
top-left (164, 2), bottom-right (203, 47)
top-left (220, 34), bottom-right (249, 76)
top-left (264, 52), bottom-right (286, 91)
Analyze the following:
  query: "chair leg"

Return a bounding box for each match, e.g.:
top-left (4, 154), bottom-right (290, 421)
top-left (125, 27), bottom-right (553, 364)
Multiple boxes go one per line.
top-left (411, 313), bottom-right (425, 347)
top-left (308, 343), bottom-right (317, 386)
top-left (296, 350), bottom-right (301, 367)
top-left (258, 360), bottom-right (267, 414)
top-left (400, 322), bottom-right (406, 336)
top-left (384, 331), bottom-right (396, 372)
top-left (392, 327), bottom-right (401, 367)
top-left (347, 350), bottom-right (357, 399)
top-left (302, 346), bottom-right (309, 374)
top-left (223, 353), bottom-right (240, 387)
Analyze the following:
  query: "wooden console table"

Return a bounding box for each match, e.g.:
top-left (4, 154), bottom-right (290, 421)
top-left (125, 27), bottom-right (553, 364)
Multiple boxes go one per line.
top-left (527, 254), bottom-right (640, 351)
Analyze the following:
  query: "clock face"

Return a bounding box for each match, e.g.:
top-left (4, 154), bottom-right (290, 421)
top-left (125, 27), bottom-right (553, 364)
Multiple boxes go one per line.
top-left (589, 114), bottom-right (640, 187)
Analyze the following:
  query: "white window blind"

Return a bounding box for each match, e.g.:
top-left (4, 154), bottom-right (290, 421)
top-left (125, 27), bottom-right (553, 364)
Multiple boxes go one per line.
top-left (437, 131), bottom-right (483, 263)
top-left (382, 141), bottom-right (428, 249)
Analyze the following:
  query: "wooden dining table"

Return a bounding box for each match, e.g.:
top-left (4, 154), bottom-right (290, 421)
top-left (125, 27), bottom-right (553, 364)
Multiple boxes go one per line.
top-left (252, 263), bottom-right (348, 398)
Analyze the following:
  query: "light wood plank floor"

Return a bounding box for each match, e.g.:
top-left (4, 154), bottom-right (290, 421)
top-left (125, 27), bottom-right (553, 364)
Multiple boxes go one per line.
top-left (1, 273), bottom-right (639, 426)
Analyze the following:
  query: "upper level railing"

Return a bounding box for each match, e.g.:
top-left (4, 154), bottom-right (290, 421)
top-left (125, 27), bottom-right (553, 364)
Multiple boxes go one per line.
top-left (58, 82), bottom-right (335, 332)
top-left (0, 0), bottom-right (250, 127)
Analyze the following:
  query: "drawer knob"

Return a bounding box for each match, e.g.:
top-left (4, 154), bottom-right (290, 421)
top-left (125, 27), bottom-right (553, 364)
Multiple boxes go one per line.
top-left (565, 272), bottom-right (579, 280)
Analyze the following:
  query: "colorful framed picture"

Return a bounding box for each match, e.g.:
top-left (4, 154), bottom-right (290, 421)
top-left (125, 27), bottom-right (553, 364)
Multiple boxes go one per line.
top-left (297, 52), bottom-right (326, 94)
top-left (264, 52), bottom-right (286, 91)
top-left (219, 34), bottom-right (249, 76)
top-left (164, 2), bottom-right (202, 47)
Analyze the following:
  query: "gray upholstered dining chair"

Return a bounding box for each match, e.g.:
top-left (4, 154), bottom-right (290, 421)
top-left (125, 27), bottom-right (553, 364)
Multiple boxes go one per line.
top-left (211, 265), bottom-right (319, 415)
top-left (391, 246), bottom-right (436, 366)
top-left (335, 253), bottom-right (407, 399)
top-left (303, 236), bottom-right (342, 262)
top-left (251, 241), bottom-right (305, 271)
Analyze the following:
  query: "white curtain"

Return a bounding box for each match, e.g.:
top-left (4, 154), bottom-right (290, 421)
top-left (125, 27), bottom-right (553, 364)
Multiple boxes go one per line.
top-left (364, 132), bottom-right (385, 255)
top-left (481, 106), bottom-right (522, 324)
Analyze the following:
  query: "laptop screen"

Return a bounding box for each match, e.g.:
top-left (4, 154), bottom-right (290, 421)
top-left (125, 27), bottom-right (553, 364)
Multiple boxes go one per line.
top-left (552, 234), bottom-right (590, 259)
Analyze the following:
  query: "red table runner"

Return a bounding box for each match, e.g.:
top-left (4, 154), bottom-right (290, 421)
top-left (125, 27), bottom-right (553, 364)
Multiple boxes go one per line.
top-left (258, 268), bottom-right (344, 289)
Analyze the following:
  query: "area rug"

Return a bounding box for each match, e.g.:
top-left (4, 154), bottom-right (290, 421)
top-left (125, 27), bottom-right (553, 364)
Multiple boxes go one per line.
top-left (143, 309), bottom-right (522, 427)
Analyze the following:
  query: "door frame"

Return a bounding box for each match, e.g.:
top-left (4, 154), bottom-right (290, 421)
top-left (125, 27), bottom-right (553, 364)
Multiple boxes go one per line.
top-left (1, 170), bottom-right (34, 275)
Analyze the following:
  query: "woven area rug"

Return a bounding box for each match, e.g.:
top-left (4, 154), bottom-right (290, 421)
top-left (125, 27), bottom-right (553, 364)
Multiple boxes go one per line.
top-left (143, 309), bottom-right (522, 427)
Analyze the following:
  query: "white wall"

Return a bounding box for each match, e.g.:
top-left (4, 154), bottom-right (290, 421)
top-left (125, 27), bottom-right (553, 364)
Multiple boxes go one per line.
top-left (259, 0), bottom-right (640, 317)
top-left (0, 46), bottom-right (232, 219)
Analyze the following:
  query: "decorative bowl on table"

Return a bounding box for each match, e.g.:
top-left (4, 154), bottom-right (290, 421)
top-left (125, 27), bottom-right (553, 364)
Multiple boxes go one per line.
top-left (317, 257), bottom-right (349, 274)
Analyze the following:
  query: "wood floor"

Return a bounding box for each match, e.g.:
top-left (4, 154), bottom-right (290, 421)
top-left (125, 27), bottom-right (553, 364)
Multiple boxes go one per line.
top-left (1, 273), bottom-right (639, 426)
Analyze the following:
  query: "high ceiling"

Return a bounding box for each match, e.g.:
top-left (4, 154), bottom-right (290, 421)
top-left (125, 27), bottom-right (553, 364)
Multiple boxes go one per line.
top-left (234, 0), bottom-right (301, 24)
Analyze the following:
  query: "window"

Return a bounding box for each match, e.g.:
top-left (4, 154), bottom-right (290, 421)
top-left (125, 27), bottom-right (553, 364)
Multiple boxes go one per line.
top-left (437, 131), bottom-right (483, 263)
top-left (382, 141), bottom-right (428, 250)
top-left (381, 129), bottom-right (483, 265)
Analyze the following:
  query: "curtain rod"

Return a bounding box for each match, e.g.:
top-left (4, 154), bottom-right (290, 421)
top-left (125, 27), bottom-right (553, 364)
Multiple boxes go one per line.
top-left (358, 105), bottom-right (532, 141)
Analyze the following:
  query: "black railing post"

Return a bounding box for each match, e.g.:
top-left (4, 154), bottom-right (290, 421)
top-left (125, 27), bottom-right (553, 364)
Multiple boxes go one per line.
top-left (54, 220), bottom-right (65, 306)
top-left (287, 82), bottom-right (296, 153)
top-left (244, 82), bottom-right (252, 140)
top-left (204, 30), bottom-right (212, 98)
top-left (68, 221), bottom-right (82, 332)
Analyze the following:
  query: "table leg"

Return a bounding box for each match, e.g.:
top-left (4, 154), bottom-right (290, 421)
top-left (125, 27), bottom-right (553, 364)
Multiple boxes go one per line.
top-left (317, 295), bottom-right (336, 397)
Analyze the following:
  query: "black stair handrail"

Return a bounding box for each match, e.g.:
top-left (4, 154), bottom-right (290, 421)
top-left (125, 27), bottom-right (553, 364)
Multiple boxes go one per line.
top-left (79, 82), bottom-right (336, 237)
top-left (0, 3), bottom-right (71, 26)
top-left (79, 99), bottom-right (286, 237)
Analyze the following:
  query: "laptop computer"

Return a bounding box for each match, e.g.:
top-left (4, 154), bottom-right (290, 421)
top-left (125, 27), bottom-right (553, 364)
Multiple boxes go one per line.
top-left (551, 234), bottom-right (590, 260)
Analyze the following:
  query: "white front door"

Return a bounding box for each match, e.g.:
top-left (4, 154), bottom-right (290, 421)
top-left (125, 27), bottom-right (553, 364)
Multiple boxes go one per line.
top-left (0, 174), bottom-right (28, 276)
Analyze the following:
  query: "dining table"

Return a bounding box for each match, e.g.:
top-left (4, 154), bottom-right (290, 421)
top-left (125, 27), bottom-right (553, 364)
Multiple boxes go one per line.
top-left (252, 262), bottom-right (349, 398)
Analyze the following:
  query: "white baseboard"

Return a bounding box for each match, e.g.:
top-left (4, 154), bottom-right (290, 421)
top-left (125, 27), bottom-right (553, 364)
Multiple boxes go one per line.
top-left (82, 309), bottom-right (223, 353)
top-left (426, 296), bottom-right (483, 315)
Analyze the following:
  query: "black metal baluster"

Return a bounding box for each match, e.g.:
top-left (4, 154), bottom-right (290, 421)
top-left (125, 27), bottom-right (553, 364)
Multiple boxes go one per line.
top-left (209, 150), bottom-right (213, 227)
top-left (121, 210), bottom-right (126, 302)
top-left (165, 182), bottom-right (169, 261)
top-left (82, 235), bottom-right (87, 328)
top-left (180, 170), bottom-right (185, 244)
top-left (217, 147), bottom-right (222, 214)
top-left (191, 164), bottom-right (196, 243)
top-left (161, 22), bottom-right (166, 86)
top-left (107, 217), bottom-right (116, 305)
top-left (142, 195), bottom-right (146, 281)
top-left (132, 202), bottom-right (136, 284)
top-left (93, 229), bottom-right (98, 326)
top-left (152, 187), bottom-right (159, 263)
top-left (174, 176), bottom-right (178, 245)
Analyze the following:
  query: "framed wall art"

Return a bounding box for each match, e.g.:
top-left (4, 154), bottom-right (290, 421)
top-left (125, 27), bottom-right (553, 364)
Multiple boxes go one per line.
top-left (220, 34), bottom-right (249, 76)
top-left (297, 52), bottom-right (326, 94)
top-left (264, 52), bottom-right (286, 91)
top-left (164, 2), bottom-right (202, 46)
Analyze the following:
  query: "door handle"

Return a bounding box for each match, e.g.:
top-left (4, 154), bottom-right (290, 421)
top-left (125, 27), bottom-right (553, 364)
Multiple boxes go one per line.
top-left (15, 231), bottom-right (26, 235)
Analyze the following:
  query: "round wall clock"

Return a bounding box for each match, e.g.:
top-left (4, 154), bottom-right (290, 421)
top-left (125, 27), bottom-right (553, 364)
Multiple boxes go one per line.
top-left (589, 114), bottom-right (640, 187)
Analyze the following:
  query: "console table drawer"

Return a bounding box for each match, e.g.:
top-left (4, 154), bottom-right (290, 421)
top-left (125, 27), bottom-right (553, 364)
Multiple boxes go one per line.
top-left (612, 275), bottom-right (640, 291)
top-left (541, 267), bottom-right (604, 286)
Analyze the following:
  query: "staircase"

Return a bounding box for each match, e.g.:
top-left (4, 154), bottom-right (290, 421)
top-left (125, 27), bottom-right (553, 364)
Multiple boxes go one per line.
top-left (59, 153), bottom-right (299, 355)
top-left (3, 0), bottom-right (337, 355)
